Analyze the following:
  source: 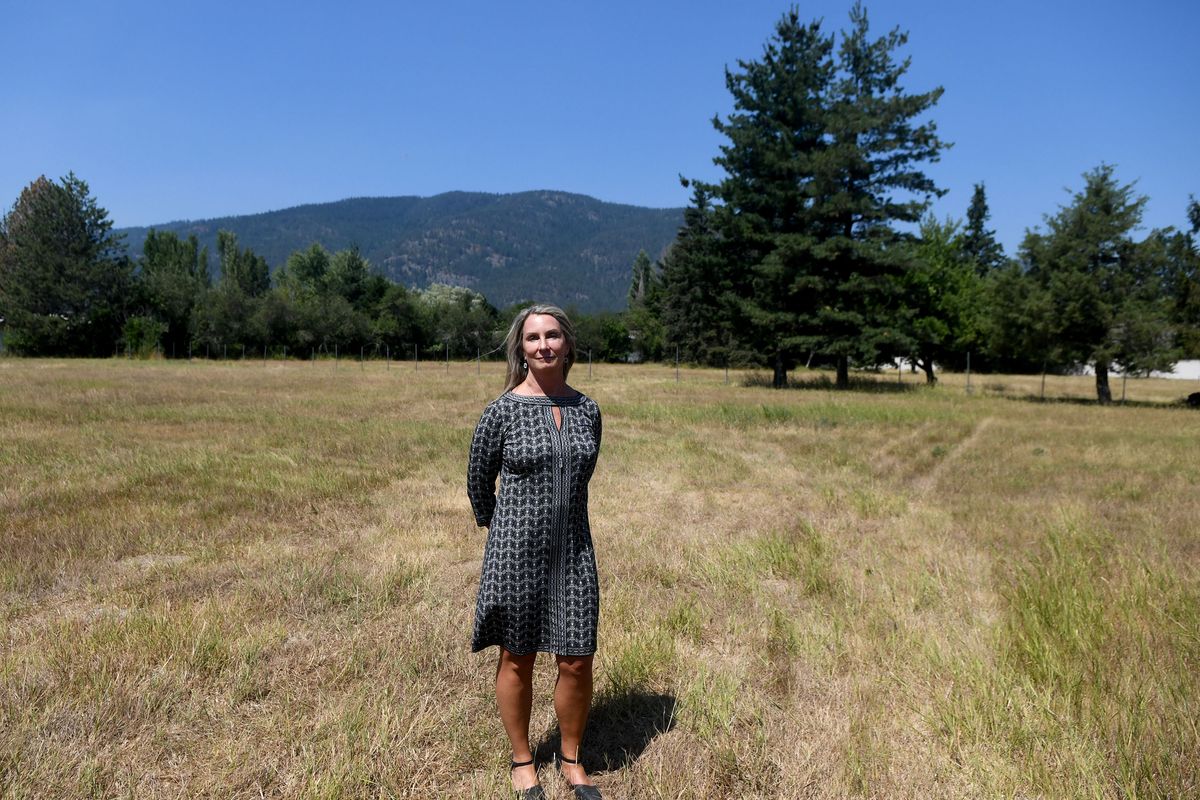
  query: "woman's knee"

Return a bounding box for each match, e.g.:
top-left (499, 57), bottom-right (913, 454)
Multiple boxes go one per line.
top-left (498, 649), bottom-right (536, 678)
top-left (556, 655), bottom-right (593, 681)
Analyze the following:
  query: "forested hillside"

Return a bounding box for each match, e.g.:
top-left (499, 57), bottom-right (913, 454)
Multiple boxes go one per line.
top-left (116, 191), bottom-right (683, 312)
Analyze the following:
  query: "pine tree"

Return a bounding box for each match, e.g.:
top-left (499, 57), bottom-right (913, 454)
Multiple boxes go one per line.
top-left (960, 183), bottom-right (1005, 273)
top-left (658, 185), bottom-right (740, 365)
top-left (0, 173), bottom-right (130, 355)
top-left (814, 2), bottom-right (948, 387)
top-left (669, 3), bottom-right (947, 387)
top-left (1023, 165), bottom-right (1169, 403)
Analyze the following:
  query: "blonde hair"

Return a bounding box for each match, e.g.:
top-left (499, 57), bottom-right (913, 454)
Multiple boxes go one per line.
top-left (503, 304), bottom-right (576, 392)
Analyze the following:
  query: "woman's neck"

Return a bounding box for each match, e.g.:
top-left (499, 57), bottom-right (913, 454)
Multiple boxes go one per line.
top-left (517, 370), bottom-right (569, 397)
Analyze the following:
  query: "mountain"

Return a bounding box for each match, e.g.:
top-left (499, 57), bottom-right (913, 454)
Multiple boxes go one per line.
top-left (116, 191), bottom-right (684, 312)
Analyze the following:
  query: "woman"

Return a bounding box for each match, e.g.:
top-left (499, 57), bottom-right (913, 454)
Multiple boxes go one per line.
top-left (467, 304), bottom-right (604, 800)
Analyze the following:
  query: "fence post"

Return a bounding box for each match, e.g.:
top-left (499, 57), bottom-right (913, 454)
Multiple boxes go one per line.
top-left (588, 349), bottom-right (592, 380)
top-left (675, 345), bottom-right (680, 383)
top-left (966, 352), bottom-right (973, 395)
top-left (414, 344), bottom-right (418, 371)
top-left (477, 347), bottom-right (481, 375)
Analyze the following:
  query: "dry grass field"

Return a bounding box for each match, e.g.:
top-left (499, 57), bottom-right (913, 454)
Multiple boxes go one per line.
top-left (1, 358), bottom-right (1197, 799)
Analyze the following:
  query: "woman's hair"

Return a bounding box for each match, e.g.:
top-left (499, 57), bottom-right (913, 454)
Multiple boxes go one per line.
top-left (502, 304), bottom-right (576, 392)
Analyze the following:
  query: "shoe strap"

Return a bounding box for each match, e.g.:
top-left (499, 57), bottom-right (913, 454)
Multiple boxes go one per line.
top-left (558, 751), bottom-right (579, 765)
top-left (511, 757), bottom-right (535, 769)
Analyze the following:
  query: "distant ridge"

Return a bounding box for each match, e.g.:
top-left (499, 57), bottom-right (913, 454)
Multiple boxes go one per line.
top-left (116, 191), bottom-right (684, 312)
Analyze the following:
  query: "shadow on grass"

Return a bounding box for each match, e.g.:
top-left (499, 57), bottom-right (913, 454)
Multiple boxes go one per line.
top-left (533, 691), bottom-right (677, 774)
top-left (1008, 393), bottom-right (1199, 410)
top-left (743, 371), bottom-right (924, 393)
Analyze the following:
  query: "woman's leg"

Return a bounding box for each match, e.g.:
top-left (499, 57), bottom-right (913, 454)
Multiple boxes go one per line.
top-left (496, 648), bottom-right (539, 790)
top-left (554, 654), bottom-right (595, 786)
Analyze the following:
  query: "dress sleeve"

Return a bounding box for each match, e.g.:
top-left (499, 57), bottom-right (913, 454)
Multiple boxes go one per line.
top-left (467, 401), bottom-right (505, 528)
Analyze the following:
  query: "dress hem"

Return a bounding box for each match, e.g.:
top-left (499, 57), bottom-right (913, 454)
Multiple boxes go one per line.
top-left (471, 641), bottom-right (597, 657)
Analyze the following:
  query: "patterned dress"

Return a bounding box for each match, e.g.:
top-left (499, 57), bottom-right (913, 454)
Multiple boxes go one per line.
top-left (467, 390), bottom-right (602, 656)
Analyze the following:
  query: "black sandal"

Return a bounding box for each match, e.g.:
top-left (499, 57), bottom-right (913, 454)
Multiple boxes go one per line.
top-left (556, 751), bottom-right (603, 799)
top-left (510, 757), bottom-right (546, 800)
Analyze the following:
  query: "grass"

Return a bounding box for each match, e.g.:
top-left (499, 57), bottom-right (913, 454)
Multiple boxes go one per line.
top-left (1, 358), bottom-right (1197, 798)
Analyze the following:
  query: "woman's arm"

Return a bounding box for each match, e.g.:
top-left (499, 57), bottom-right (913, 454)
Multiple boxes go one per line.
top-left (467, 402), bottom-right (504, 527)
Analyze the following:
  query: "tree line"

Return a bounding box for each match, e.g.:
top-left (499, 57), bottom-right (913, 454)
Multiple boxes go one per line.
top-left (0, 171), bottom-right (642, 365)
top-left (0, 174), bottom-right (510, 360)
top-left (620, 4), bottom-right (1200, 403)
top-left (3, 4), bottom-right (1198, 405)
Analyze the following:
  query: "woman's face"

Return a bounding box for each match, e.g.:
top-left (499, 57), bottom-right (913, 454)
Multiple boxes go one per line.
top-left (521, 313), bottom-right (569, 376)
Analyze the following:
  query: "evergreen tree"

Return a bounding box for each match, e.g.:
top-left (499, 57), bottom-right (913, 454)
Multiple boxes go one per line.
top-left (813, 2), bottom-right (947, 387)
top-left (1023, 165), bottom-right (1170, 403)
top-left (703, 11), bottom-right (834, 385)
top-left (0, 173), bottom-right (130, 355)
top-left (979, 260), bottom-right (1058, 375)
top-left (658, 185), bottom-right (739, 365)
top-left (960, 183), bottom-right (1005, 273)
top-left (671, 3), bottom-right (947, 387)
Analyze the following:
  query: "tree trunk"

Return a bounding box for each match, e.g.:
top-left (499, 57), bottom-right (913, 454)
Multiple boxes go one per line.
top-left (1095, 361), bottom-right (1112, 404)
top-left (836, 356), bottom-right (849, 389)
top-left (772, 352), bottom-right (788, 389)
top-left (921, 357), bottom-right (937, 385)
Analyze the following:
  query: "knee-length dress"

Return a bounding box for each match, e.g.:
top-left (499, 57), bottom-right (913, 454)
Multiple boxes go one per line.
top-left (467, 390), bottom-right (602, 656)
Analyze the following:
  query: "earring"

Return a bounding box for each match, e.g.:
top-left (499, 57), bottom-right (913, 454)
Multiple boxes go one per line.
top-left (521, 360), bottom-right (528, 369)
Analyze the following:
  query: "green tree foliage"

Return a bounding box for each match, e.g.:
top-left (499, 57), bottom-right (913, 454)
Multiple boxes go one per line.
top-left (572, 311), bottom-right (632, 363)
top-left (960, 183), bottom-right (1006, 273)
top-left (122, 315), bottom-right (169, 358)
top-left (0, 173), bottom-right (131, 355)
top-left (278, 242), bottom-right (331, 297)
top-left (902, 216), bottom-right (983, 383)
top-left (667, 4), bottom-right (947, 387)
top-left (1137, 226), bottom-right (1197, 362)
top-left (136, 230), bottom-right (209, 356)
top-left (369, 283), bottom-right (425, 355)
top-left (979, 261), bottom-right (1057, 374)
top-left (1022, 165), bottom-right (1172, 403)
top-left (627, 249), bottom-right (656, 308)
top-left (417, 284), bottom-right (499, 358)
top-left (217, 230), bottom-right (270, 297)
top-left (658, 186), bottom-right (736, 365)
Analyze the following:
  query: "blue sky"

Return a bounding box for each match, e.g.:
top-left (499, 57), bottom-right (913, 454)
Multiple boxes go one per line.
top-left (3, 0), bottom-right (1197, 255)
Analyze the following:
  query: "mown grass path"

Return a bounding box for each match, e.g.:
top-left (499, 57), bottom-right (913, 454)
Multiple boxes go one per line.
top-left (1, 360), bottom-right (1197, 798)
